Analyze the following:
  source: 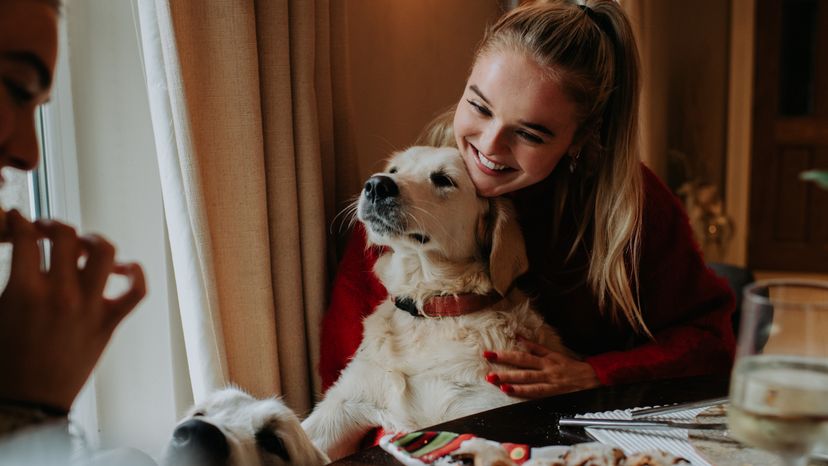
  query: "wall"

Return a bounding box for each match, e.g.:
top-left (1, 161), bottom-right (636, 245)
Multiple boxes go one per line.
top-left (630, 0), bottom-right (733, 261)
top-left (346, 1), bottom-right (504, 181)
top-left (664, 0), bottom-right (732, 262)
top-left (662, 0), bottom-right (731, 193)
top-left (65, 0), bottom-right (189, 458)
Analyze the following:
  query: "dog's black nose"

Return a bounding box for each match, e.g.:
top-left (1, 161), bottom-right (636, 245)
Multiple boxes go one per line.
top-left (170, 419), bottom-right (230, 462)
top-left (364, 175), bottom-right (399, 202)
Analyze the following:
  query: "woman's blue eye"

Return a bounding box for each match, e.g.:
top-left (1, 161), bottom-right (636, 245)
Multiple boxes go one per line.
top-left (2, 79), bottom-right (35, 104)
top-left (467, 99), bottom-right (491, 117)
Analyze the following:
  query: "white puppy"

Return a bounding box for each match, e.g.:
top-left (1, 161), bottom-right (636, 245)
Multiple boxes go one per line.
top-left (163, 387), bottom-right (328, 466)
top-left (303, 146), bottom-right (567, 460)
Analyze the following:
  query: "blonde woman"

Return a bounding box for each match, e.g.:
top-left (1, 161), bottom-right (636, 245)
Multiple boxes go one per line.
top-left (320, 0), bottom-right (734, 400)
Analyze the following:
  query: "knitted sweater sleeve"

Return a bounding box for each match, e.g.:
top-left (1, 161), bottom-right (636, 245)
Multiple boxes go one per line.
top-left (585, 166), bottom-right (737, 384)
top-left (318, 224), bottom-right (387, 391)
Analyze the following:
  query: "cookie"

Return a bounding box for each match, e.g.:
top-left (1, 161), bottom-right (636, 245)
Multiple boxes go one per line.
top-left (625, 450), bottom-right (690, 466)
top-left (561, 442), bottom-right (625, 466)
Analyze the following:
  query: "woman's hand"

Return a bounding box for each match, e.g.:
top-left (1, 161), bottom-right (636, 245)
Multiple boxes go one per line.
top-left (0, 211), bottom-right (146, 412)
top-left (483, 339), bottom-right (600, 399)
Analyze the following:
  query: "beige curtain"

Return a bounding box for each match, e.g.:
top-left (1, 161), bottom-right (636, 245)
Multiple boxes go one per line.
top-left (621, 0), bottom-right (669, 179)
top-left (138, 0), bottom-right (359, 413)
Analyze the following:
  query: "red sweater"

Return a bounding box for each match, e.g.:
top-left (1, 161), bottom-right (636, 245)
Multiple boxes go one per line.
top-left (318, 165), bottom-right (736, 391)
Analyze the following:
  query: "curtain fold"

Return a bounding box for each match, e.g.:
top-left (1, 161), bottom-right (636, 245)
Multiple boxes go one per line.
top-left (137, 0), bottom-right (229, 404)
top-left (138, 0), bottom-right (359, 413)
top-left (621, 0), bottom-right (669, 178)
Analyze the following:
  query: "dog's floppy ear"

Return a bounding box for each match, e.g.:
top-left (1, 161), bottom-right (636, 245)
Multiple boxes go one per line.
top-left (479, 197), bottom-right (529, 296)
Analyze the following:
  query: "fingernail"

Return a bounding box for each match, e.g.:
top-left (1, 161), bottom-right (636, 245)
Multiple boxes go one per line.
top-left (485, 373), bottom-right (500, 385)
top-left (500, 384), bottom-right (514, 394)
top-left (483, 351), bottom-right (497, 362)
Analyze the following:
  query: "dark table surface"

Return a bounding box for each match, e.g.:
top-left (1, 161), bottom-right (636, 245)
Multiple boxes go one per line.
top-left (329, 374), bottom-right (730, 465)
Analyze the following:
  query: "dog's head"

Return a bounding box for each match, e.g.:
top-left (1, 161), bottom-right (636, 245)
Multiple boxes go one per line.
top-left (162, 387), bottom-right (328, 466)
top-left (357, 146), bottom-right (527, 295)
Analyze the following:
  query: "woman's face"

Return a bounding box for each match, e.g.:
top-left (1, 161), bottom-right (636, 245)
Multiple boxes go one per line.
top-left (0, 0), bottom-right (58, 179)
top-left (453, 50), bottom-right (580, 197)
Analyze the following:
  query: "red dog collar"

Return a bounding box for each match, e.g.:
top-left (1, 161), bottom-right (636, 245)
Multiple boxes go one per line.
top-left (394, 293), bottom-right (502, 318)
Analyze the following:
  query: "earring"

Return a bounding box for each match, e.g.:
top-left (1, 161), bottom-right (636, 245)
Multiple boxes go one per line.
top-left (569, 151), bottom-right (580, 173)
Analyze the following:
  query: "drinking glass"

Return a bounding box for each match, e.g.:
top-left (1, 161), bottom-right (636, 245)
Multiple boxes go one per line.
top-left (727, 279), bottom-right (828, 466)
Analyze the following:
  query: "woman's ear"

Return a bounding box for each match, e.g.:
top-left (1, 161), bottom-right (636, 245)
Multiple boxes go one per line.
top-left (481, 198), bottom-right (528, 296)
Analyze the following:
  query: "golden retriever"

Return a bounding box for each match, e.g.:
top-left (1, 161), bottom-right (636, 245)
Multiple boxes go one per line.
top-left (163, 387), bottom-right (328, 466)
top-left (302, 146), bottom-right (567, 460)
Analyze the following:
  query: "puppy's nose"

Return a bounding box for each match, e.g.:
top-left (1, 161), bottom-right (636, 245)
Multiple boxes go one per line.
top-left (364, 175), bottom-right (399, 202)
top-left (170, 419), bottom-right (230, 461)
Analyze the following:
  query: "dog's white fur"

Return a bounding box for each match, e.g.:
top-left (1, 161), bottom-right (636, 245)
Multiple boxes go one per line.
top-left (164, 387), bottom-right (328, 466)
top-left (303, 146), bottom-right (567, 460)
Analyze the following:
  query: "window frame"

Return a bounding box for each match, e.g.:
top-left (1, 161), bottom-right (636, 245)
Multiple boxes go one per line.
top-left (38, 21), bottom-right (82, 227)
top-left (36, 17), bottom-right (101, 448)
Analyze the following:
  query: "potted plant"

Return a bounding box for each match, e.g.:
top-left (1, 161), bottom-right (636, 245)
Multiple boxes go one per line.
top-left (800, 170), bottom-right (828, 190)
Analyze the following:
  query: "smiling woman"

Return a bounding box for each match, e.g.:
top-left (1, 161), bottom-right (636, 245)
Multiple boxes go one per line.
top-left (0, 0), bottom-right (148, 463)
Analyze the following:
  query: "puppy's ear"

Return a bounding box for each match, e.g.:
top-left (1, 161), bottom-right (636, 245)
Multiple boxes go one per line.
top-left (479, 198), bottom-right (528, 295)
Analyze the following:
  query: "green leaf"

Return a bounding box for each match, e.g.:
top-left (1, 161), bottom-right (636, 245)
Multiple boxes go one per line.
top-left (800, 170), bottom-right (828, 190)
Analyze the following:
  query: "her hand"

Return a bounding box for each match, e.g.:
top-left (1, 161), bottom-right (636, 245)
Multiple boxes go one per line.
top-left (0, 211), bottom-right (146, 412)
top-left (484, 339), bottom-right (600, 399)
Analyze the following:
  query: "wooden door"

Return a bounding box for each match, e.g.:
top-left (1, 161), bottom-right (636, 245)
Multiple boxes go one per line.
top-left (749, 0), bottom-right (828, 272)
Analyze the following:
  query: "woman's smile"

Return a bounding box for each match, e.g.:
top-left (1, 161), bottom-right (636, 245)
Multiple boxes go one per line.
top-left (470, 143), bottom-right (512, 174)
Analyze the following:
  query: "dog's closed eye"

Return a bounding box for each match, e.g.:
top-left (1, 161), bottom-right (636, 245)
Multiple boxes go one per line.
top-left (255, 429), bottom-right (290, 462)
top-left (430, 171), bottom-right (456, 188)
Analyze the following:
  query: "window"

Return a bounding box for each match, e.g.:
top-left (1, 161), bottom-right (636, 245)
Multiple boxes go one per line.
top-left (0, 110), bottom-right (49, 288)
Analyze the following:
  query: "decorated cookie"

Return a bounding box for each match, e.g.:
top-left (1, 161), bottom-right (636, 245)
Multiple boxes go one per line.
top-left (452, 437), bottom-right (537, 466)
top-left (381, 431), bottom-right (478, 465)
top-left (380, 432), bottom-right (689, 466)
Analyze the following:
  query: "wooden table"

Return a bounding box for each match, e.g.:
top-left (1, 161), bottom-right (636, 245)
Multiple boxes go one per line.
top-left (330, 374), bottom-right (730, 465)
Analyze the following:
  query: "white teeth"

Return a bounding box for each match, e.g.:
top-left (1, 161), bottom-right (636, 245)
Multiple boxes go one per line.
top-left (476, 150), bottom-right (508, 171)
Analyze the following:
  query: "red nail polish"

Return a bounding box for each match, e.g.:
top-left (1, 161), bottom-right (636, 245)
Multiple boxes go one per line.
top-left (500, 383), bottom-right (514, 394)
top-left (483, 351), bottom-right (497, 362)
top-left (485, 373), bottom-right (500, 385)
